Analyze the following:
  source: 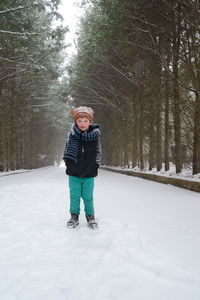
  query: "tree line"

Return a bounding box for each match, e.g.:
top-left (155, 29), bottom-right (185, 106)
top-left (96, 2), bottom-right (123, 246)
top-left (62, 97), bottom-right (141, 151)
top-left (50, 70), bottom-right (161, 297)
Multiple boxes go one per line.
top-left (69, 0), bottom-right (200, 174)
top-left (0, 0), bottom-right (69, 171)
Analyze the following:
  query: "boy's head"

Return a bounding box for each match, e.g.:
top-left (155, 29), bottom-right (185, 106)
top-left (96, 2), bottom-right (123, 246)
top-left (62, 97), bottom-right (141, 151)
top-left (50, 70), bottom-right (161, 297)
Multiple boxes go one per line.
top-left (70, 106), bottom-right (94, 131)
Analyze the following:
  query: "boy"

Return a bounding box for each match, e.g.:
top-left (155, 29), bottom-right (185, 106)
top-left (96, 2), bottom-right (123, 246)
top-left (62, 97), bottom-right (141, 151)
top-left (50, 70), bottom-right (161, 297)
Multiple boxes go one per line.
top-left (63, 106), bottom-right (102, 229)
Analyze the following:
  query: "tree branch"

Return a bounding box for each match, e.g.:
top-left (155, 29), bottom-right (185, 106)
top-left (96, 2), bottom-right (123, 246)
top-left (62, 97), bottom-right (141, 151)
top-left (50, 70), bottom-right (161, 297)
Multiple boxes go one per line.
top-left (0, 4), bottom-right (41, 14)
top-left (0, 6), bottom-right (28, 14)
top-left (0, 30), bottom-right (39, 35)
top-left (0, 56), bottom-right (31, 65)
top-left (0, 68), bottom-right (27, 81)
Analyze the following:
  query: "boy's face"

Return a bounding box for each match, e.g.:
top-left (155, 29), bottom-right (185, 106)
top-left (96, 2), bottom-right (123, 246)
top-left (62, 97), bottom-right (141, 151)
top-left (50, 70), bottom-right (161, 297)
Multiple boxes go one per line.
top-left (76, 117), bottom-right (91, 131)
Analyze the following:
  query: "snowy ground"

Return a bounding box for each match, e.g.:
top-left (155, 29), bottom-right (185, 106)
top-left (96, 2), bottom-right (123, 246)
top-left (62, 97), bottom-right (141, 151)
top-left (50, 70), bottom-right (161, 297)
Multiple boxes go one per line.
top-left (103, 164), bottom-right (200, 182)
top-left (0, 166), bottom-right (200, 300)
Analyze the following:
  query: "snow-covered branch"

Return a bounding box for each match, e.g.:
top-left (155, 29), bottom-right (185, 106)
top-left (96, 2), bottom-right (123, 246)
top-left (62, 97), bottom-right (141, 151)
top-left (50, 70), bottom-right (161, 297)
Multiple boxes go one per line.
top-left (0, 6), bottom-right (27, 14)
top-left (0, 30), bottom-right (39, 35)
top-left (0, 4), bottom-right (41, 15)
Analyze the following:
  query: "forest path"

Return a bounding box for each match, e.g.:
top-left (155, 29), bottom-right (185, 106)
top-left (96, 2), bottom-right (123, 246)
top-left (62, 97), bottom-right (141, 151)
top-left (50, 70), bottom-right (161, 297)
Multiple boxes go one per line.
top-left (0, 166), bottom-right (200, 300)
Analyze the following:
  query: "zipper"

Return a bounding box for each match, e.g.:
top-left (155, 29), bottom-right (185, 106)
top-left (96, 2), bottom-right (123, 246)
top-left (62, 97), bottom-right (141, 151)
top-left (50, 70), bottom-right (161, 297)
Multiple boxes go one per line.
top-left (82, 145), bottom-right (84, 160)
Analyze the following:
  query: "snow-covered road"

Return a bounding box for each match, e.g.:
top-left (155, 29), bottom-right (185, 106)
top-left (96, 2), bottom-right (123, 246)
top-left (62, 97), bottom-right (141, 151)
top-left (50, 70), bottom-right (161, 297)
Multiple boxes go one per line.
top-left (0, 166), bottom-right (200, 300)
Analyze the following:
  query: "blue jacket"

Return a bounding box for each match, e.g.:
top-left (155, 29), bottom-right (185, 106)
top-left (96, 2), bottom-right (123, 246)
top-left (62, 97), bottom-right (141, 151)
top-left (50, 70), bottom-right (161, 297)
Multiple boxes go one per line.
top-left (63, 124), bottom-right (102, 178)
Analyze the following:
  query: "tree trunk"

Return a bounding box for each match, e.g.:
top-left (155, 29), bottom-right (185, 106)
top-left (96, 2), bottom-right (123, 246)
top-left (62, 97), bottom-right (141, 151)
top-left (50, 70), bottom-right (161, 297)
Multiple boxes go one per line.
top-left (192, 92), bottom-right (200, 174)
top-left (164, 50), bottom-right (170, 171)
top-left (138, 88), bottom-right (144, 170)
top-left (172, 6), bottom-right (182, 173)
top-left (149, 96), bottom-right (156, 170)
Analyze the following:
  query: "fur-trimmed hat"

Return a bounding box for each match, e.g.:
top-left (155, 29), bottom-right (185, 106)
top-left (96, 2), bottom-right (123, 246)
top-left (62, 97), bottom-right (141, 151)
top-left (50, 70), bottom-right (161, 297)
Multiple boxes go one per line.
top-left (70, 106), bottom-right (94, 122)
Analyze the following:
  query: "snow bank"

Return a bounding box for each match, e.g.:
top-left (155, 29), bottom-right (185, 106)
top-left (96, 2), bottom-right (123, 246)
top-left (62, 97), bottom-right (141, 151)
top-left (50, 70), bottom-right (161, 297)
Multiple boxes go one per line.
top-left (102, 164), bottom-right (200, 182)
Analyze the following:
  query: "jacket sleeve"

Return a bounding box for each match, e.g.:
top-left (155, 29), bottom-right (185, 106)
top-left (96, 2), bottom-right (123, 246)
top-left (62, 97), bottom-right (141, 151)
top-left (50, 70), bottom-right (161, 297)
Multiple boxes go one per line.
top-left (96, 138), bottom-right (102, 166)
top-left (63, 133), bottom-right (70, 161)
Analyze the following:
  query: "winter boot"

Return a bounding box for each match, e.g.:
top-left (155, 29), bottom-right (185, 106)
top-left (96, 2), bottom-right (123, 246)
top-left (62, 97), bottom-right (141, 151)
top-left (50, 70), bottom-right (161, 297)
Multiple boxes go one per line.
top-left (66, 214), bottom-right (79, 228)
top-left (86, 215), bottom-right (98, 229)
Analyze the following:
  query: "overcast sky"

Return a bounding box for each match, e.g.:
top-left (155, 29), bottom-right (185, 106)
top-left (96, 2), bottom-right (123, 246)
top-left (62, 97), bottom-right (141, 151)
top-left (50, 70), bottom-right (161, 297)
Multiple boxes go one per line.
top-left (58, 0), bottom-right (84, 56)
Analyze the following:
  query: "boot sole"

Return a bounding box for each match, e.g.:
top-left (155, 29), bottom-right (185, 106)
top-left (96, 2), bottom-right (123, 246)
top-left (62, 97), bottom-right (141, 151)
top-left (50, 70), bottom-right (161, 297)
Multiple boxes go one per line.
top-left (66, 222), bottom-right (79, 229)
top-left (87, 223), bottom-right (98, 230)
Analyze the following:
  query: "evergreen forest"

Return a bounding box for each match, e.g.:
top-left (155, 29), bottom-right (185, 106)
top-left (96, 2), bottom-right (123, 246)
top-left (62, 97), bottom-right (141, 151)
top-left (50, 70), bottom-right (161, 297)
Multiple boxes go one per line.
top-left (69, 0), bottom-right (200, 175)
top-left (0, 0), bottom-right (69, 171)
top-left (0, 0), bottom-right (200, 175)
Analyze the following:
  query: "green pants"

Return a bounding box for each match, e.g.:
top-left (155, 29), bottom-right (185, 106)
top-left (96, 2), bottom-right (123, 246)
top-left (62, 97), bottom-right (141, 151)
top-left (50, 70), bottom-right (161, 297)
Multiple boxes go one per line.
top-left (68, 176), bottom-right (95, 216)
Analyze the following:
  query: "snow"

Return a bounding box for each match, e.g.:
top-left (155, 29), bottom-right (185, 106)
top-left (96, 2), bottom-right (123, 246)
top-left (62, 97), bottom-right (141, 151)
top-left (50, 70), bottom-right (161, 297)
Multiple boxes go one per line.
top-left (103, 164), bottom-right (200, 182)
top-left (0, 170), bottom-right (30, 177)
top-left (0, 166), bottom-right (200, 300)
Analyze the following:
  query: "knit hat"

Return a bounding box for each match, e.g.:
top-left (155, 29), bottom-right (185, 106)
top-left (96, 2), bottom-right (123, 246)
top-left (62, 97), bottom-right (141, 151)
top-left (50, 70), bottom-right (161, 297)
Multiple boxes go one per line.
top-left (70, 106), bottom-right (94, 122)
